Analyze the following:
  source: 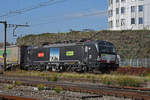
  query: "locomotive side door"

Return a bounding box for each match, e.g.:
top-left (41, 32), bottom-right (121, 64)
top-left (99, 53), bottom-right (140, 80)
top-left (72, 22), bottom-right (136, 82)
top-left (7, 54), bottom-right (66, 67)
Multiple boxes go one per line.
top-left (84, 45), bottom-right (97, 65)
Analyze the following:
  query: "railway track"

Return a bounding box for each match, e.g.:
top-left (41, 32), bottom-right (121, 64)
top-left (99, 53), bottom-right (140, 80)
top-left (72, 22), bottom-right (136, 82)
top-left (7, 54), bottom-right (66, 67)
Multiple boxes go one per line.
top-left (0, 75), bottom-right (150, 100)
top-left (0, 93), bottom-right (40, 100)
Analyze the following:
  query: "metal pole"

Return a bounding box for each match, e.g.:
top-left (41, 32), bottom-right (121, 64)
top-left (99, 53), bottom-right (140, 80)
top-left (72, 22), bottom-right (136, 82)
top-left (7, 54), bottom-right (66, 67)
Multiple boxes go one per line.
top-left (4, 21), bottom-right (7, 71)
top-left (0, 21), bottom-right (7, 72)
top-left (0, 21), bottom-right (29, 71)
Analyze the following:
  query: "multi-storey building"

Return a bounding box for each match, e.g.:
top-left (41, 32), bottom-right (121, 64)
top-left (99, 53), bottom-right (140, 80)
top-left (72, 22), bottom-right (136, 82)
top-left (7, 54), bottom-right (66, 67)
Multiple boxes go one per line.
top-left (108, 0), bottom-right (150, 30)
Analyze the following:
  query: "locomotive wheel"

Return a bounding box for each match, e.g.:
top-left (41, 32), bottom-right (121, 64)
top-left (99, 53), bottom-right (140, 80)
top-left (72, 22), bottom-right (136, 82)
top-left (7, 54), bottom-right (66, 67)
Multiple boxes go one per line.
top-left (58, 66), bottom-right (65, 72)
top-left (82, 66), bottom-right (88, 73)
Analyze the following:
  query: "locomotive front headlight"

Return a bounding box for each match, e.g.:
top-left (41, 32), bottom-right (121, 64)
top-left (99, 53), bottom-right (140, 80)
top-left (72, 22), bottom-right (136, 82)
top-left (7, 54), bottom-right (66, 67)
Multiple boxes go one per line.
top-left (97, 56), bottom-right (101, 61)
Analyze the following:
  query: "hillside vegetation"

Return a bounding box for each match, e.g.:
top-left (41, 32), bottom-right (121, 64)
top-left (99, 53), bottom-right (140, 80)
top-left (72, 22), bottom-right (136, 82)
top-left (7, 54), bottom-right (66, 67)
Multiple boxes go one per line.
top-left (16, 30), bottom-right (150, 58)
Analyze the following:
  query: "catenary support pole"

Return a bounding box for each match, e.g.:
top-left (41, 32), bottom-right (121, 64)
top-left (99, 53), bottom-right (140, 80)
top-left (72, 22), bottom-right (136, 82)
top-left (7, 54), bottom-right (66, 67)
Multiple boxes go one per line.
top-left (0, 21), bottom-right (7, 71)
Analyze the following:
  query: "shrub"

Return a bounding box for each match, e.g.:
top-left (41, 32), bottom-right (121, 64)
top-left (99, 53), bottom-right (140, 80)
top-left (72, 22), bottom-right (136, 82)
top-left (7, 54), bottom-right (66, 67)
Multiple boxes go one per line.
top-left (54, 87), bottom-right (63, 93)
top-left (117, 76), bottom-right (142, 87)
top-left (15, 81), bottom-right (22, 86)
top-left (6, 84), bottom-right (14, 89)
top-left (100, 75), bottom-right (143, 87)
top-left (47, 75), bottom-right (58, 82)
top-left (37, 84), bottom-right (45, 91)
top-left (100, 75), bottom-right (116, 85)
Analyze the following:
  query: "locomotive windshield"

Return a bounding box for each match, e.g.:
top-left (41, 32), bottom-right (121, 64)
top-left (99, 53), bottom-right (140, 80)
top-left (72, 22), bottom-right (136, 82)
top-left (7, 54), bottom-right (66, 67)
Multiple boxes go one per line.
top-left (98, 42), bottom-right (116, 54)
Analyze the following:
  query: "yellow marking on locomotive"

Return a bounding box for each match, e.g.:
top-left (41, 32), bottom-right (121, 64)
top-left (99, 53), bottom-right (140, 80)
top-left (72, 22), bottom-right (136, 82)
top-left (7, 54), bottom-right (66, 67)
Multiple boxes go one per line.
top-left (66, 51), bottom-right (74, 56)
top-left (67, 62), bottom-right (75, 64)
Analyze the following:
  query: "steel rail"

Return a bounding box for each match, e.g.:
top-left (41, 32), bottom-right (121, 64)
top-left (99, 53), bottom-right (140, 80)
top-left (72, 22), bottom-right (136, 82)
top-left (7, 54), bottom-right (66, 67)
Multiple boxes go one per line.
top-left (0, 75), bottom-right (149, 91)
top-left (0, 75), bottom-right (150, 100)
top-left (0, 93), bottom-right (41, 100)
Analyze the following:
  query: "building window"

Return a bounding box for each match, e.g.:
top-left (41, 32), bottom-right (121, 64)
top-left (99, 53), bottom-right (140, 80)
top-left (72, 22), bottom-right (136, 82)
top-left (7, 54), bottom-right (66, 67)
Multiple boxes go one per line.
top-left (111, 10), bottom-right (113, 16)
top-left (116, 20), bottom-right (119, 27)
top-left (121, 7), bottom-right (125, 14)
top-left (131, 6), bottom-right (135, 12)
top-left (108, 10), bottom-right (113, 17)
top-left (116, 8), bottom-right (119, 14)
top-left (116, 0), bottom-right (119, 3)
top-left (139, 17), bottom-right (143, 24)
top-left (109, 21), bottom-right (113, 28)
top-left (109, 0), bottom-right (113, 5)
top-left (111, 0), bottom-right (113, 4)
top-left (121, 19), bottom-right (125, 26)
top-left (139, 5), bottom-right (143, 12)
top-left (131, 18), bottom-right (135, 24)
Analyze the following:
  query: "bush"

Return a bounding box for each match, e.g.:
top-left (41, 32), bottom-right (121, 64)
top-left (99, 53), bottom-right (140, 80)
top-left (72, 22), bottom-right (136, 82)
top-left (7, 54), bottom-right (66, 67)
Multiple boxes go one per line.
top-left (117, 76), bottom-right (142, 87)
top-left (37, 84), bottom-right (45, 91)
top-left (100, 75), bottom-right (143, 87)
top-left (54, 87), bottom-right (63, 93)
top-left (15, 81), bottom-right (22, 86)
top-left (6, 84), bottom-right (14, 89)
top-left (47, 75), bottom-right (58, 82)
top-left (100, 75), bottom-right (116, 85)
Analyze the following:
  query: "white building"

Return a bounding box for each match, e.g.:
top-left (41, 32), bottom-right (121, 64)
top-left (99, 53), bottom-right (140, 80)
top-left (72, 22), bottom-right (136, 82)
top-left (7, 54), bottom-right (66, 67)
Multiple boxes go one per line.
top-left (108, 0), bottom-right (150, 30)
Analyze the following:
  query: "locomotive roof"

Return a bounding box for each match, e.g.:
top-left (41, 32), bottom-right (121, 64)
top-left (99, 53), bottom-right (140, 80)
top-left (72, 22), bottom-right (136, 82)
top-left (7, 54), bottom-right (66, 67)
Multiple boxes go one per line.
top-left (43, 42), bottom-right (84, 48)
top-left (32, 40), bottom-right (114, 49)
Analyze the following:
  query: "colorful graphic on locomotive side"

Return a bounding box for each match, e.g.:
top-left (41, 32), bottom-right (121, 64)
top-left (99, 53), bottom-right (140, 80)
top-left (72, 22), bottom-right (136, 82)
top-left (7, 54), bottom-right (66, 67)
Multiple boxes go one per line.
top-left (49, 48), bottom-right (60, 61)
top-left (66, 51), bottom-right (74, 56)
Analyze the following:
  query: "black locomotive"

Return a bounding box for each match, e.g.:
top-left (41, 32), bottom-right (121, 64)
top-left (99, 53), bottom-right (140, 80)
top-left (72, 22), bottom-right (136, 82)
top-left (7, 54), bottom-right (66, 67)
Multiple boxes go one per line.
top-left (0, 40), bottom-right (119, 73)
top-left (22, 40), bottom-right (119, 72)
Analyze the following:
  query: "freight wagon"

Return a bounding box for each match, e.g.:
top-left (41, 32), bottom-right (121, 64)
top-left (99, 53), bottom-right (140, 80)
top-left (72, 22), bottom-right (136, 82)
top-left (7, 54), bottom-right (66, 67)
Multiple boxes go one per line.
top-left (0, 46), bottom-right (27, 69)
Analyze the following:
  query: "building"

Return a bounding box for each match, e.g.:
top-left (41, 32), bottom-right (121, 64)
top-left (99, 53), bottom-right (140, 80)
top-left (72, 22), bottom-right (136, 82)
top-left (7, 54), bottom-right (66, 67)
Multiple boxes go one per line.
top-left (108, 0), bottom-right (150, 30)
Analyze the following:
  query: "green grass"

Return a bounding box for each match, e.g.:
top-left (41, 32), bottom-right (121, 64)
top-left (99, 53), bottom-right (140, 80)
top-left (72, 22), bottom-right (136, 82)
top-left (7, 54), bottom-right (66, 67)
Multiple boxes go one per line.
top-left (5, 70), bottom-right (149, 87)
top-left (47, 75), bottom-right (58, 82)
top-left (100, 74), bottom-right (144, 87)
top-left (117, 76), bottom-right (142, 87)
top-left (15, 81), bottom-right (22, 86)
top-left (6, 84), bottom-right (14, 89)
top-left (54, 87), bottom-right (63, 93)
top-left (37, 84), bottom-right (45, 91)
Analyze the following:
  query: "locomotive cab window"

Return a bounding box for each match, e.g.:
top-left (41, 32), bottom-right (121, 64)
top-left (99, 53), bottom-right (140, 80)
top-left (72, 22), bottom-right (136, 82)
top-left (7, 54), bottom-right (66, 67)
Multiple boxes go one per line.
top-left (98, 42), bottom-right (116, 54)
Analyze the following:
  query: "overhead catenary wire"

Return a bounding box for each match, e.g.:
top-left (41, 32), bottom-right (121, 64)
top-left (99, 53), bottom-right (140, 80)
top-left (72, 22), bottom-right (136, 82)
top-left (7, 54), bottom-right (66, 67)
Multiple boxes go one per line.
top-left (2, 0), bottom-right (150, 28)
top-left (31, 10), bottom-right (107, 27)
top-left (0, 0), bottom-right (67, 18)
top-left (29, 1), bottom-right (150, 27)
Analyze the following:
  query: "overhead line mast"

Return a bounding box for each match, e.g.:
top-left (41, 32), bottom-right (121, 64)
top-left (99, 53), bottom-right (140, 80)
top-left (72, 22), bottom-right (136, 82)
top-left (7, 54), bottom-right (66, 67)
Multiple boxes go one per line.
top-left (0, 21), bottom-right (29, 71)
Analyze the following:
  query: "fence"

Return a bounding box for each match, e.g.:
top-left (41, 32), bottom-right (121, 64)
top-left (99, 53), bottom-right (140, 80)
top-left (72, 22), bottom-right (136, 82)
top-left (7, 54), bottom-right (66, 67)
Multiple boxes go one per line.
top-left (119, 58), bottom-right (150, 68)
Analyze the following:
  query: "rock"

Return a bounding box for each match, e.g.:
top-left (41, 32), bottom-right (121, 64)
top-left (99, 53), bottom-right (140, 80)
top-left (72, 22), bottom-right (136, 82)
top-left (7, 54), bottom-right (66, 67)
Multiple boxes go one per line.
top-left (33, 87), bottom-right (38, 91)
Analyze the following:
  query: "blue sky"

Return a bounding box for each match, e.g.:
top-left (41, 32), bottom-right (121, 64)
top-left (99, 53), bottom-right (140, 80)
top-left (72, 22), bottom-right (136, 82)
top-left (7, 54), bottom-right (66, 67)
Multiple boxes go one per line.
top-left (0, 0), bottom-right (108, 43)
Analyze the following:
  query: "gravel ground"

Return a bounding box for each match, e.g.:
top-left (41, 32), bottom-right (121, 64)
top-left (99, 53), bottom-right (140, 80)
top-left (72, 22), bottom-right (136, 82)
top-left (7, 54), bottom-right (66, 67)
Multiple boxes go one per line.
top-left (0, 83), bottom-right (132, 100)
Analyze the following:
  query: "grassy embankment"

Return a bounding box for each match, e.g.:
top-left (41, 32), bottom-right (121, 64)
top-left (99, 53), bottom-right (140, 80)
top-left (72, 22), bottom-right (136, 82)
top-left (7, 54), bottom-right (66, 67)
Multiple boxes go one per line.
top-left (5, 70), bottom-right (150, 87)
top-left (17, 30), bottom-right (150, 58)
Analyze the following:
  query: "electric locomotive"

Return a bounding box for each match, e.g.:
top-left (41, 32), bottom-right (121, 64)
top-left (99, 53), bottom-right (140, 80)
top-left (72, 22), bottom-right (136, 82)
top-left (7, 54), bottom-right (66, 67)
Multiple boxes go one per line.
top-left (23, 40), bottom-right (119, 72)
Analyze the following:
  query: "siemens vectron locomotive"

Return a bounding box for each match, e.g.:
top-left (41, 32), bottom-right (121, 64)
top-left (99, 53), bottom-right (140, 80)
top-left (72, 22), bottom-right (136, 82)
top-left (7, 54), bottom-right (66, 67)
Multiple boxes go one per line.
top-left (0, 40), bottom-right (119, 73)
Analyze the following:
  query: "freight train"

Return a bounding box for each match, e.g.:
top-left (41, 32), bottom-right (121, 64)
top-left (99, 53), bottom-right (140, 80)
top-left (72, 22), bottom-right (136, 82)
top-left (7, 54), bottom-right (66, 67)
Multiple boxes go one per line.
top-left (0, 40), bottom-right (119, 73)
